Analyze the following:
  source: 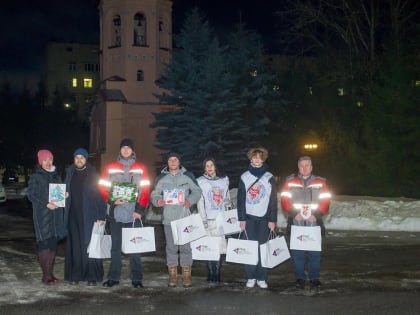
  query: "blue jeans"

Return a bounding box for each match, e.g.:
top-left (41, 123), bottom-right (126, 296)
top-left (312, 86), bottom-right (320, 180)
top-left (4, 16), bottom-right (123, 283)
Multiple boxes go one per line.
top-left (107, 220), bottom-right (142, 281)
top-left (291, 249), bottom-right (321, 280)
top-left (291, 219), bottom-right (321, 280)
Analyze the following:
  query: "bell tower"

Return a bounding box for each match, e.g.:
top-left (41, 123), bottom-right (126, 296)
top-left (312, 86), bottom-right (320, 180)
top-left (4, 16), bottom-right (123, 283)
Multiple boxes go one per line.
top-left (99, 0), bottom-right (172, 101)
top-left (90, 0), bottom-right (173, 178)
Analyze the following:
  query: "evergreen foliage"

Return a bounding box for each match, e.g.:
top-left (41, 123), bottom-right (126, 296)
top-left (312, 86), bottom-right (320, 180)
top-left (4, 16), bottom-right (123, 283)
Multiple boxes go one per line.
top-left (153, 9), bottom-right (285, 184)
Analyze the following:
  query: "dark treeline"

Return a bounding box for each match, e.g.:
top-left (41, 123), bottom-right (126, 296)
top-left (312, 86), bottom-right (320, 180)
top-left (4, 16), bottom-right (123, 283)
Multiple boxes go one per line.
top-left (0, 81), bottom-right (89, 177)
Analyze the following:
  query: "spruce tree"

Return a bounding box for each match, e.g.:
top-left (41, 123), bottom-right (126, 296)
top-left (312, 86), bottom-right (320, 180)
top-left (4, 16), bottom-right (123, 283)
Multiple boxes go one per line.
top-left (153, 9), bottom-right (285, 184)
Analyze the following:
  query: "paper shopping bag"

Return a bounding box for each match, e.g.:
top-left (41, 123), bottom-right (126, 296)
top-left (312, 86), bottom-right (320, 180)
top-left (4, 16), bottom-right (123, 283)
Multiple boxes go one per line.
top-left (290, 225), bottom-right (322, 252)
top-left (190, 236), bottom-right (221, 261)
top-left (87, 222), bottom-right (111, 259)
top-left (226, 233), bottom-right (258, 265)
top-left (260, 235), bottom-right (290, 268)
top-left (121, 221), bottom-right (156, 254)
top-left (221, 208), bottom-right (241, 235)
top-left (171, 213), bottom-right (206, 245)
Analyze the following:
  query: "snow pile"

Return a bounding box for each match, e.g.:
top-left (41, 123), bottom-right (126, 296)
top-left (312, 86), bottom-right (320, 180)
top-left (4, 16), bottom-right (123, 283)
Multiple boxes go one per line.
top-left (323, 196), bottom-right (420, 232)
top-left (146, 191), bottom-right (420, 232)
top-left (275, 195), bottom-right (420, 232)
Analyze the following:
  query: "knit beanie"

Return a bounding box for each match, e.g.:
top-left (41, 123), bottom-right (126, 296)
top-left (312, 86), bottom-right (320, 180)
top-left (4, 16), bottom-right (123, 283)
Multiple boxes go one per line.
top-left (167, 152), bottom-right (181, 162)
top-left (120, 138), bottom-right (134, 150)
top-left (37, 150), bottom-right (53, 165)
top-left (73, 148), bottom-right (89, 160)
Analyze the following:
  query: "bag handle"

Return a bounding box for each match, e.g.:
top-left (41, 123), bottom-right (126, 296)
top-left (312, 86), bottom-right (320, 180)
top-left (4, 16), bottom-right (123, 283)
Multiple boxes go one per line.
top-left (238, 230), bottom-right (249, 240)
top-left (266, 230), bottom-right (277, 242)
top-left (131, 218), bottom-right (144, 228)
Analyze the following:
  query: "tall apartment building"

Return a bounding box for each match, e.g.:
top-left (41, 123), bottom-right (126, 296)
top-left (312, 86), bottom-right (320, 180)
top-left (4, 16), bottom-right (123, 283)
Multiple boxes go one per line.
top-left (45, 42), bottom-right (100, 120)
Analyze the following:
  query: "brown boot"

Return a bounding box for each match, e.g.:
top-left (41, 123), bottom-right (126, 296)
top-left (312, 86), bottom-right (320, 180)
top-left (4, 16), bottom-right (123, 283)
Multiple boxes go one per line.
top-left (168, 266), bottom-right (178, 287)
top-left (182, 266), bottom-right (192, 287)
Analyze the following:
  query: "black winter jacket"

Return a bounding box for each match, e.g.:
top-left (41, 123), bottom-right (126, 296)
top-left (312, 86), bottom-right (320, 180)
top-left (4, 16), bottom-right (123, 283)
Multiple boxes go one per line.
top-left (27, 166), bottom-right (66, 242)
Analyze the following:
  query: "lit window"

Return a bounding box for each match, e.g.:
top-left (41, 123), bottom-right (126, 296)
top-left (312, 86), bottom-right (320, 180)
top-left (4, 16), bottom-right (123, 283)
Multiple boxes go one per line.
top-left (64, 103), bottom-right (71, 109)
top-left (415, 80), bottom-right (420, 87)
top-left (308, 87), bottom-right (313, 95)
top-left (83, 78), bottom-right (93, 88)
top-left (356, 101), bottom-right (364, 107)
top-left (72, 78), bottom-right (77, 88)
top-left (273, 85), bottom-right (280, 91)
top-left (250, 70), bottom-right (257, 77)
top-left (337, 88), bottom-right (344, 96)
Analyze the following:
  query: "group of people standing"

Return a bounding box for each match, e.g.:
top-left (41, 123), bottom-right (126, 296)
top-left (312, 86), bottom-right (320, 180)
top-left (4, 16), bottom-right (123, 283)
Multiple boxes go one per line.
top-left (27, 138), bottom-right (330, 291)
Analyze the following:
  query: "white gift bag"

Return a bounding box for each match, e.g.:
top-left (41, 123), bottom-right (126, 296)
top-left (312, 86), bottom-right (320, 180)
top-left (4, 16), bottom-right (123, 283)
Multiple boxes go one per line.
top-left (121, 220), bottom-right (156, 254)
top-left (190, 236), bottom-right (221, 261)
top-left (87, 222), bottom-right (111, 259)
top-left (221, 208), bottom-right (241, 235)
top-left (260, 233), bottom-right (290, 268)
top-left (290, 225), bottom-right (322, 252)
top-left (171, 212), bottom-right (206, 245)
top-left (226, 231), bottom-right (259, 265)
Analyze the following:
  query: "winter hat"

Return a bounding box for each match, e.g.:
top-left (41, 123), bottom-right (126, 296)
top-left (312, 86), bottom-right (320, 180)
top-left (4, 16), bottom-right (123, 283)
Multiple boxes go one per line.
top-left (73, 148), bottom-right (89, 160)
top-left (167, 152), bottom-right (181, 162)
top-left (37, 150), bottom-right (53, 165)
top-left (120, 138), bottom-right (134, 150)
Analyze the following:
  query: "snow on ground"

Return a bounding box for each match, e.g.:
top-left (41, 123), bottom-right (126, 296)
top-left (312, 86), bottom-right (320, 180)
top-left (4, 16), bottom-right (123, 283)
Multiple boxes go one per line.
top-left (274, 195), bottom-right (420, 232)
top-left (146, 192), bottom-right (420, 232)
top-left (322, 195), bottom-right (420, 232)
top-left (0, 194), bottom-right (419, 307)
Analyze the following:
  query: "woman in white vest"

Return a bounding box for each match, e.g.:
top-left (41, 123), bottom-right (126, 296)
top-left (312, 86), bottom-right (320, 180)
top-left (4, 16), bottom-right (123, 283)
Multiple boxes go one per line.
top-left (237, 147), bottom-right (278, 289)
top-left (197, 158), bottom-right (231, 284)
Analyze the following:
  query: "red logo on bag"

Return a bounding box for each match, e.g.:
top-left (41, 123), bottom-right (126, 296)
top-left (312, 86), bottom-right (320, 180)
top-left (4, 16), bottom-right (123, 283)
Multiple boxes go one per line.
top-left (195, 245), bottom-right (211, 252)
top-left (226, 217), bottom-right (237, 224)
top-left (233, 247), bottom-right (251, 255)
top-left (296, 234), bottom-right (315, 242)
top-left (130, 236), bottom-right (143, 244)
top-left (183, 225), bottom-right (197, 233)
top-left (272, 248), bottom-right (285, 256)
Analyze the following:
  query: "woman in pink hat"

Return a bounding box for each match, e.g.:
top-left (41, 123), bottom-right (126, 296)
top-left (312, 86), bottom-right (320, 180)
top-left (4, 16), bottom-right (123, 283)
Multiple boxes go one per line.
top-left (27, 149), bottom-right (66, 285)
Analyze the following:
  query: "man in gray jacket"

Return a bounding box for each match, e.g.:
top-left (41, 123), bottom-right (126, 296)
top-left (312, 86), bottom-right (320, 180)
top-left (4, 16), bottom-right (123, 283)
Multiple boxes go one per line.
top-left (150, 152), bottom-right (201, 287)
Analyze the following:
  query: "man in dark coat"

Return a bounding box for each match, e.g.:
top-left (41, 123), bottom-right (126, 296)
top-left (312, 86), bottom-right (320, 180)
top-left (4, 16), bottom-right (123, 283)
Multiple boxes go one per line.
top-left (64, 148), bottom-right (107, 286)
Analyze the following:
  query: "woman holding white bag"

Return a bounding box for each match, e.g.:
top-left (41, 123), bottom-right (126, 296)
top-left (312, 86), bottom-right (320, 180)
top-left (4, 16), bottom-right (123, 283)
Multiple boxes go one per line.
top-left (197, 158), bottom-right (231, 284)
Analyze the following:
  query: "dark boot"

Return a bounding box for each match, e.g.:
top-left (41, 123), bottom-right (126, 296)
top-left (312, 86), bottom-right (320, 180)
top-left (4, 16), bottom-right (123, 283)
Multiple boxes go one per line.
top-left (48, 250), bottom-right (58, 283)
top-left (38, 250), bottom-right (54, 285)
top-left (206, 261), bottom-right (215, 282)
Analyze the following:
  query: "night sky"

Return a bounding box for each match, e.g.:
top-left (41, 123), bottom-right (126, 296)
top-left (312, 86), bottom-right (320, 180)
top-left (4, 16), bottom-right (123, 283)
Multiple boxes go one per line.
top-left (0, 0), bottom-right (280, 88)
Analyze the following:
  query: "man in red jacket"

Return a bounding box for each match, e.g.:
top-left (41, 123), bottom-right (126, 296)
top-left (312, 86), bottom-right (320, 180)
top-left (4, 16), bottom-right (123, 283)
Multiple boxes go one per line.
top-left (280, 156), bottom-right (331, 290)
top-left (98, 138), bottom-right (151, 288)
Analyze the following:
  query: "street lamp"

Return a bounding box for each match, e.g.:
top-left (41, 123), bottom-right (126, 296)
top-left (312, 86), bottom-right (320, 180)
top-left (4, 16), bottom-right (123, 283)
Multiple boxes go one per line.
top-left (304, 143), bottom-right (318, 151)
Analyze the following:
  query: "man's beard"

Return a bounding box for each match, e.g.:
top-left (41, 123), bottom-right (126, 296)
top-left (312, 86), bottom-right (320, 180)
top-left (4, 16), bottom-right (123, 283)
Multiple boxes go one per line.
top-left (75, 164), bottom-right (87, 170)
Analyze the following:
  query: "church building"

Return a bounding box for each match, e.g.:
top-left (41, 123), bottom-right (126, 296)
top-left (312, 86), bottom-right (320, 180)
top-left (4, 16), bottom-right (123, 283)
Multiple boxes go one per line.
top-left (89, 0), bottom-right (173, 180)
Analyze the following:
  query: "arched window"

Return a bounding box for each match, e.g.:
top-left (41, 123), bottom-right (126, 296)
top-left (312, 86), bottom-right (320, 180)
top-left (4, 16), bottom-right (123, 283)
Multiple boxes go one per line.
top-left (134, 13), bottom-right (146, 46)
top-left (137, 70), bottom-right (144, 81)
top-left (113, 15), bottom-right (121, 47)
